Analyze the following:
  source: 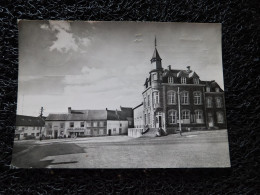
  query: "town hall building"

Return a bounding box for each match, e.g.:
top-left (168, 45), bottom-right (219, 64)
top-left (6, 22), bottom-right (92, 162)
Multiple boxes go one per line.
top-left (137, 38), bottom-right (227, 134)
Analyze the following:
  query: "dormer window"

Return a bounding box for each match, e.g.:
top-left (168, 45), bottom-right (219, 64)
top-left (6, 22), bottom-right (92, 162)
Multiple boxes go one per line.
top-left (215, 88), bottom-right (220, 92)
top-left (206, 87), bottom-right (210, 92)
top-left (168, 77), bottom-right (174, 83)
top-left (181, 77), bottom-right (186, 84)
top-left (193, 78), bottom-right (199, 84)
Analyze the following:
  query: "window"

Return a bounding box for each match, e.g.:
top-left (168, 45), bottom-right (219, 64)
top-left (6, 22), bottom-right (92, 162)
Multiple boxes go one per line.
top-left (144, 114), bottom-right (147, 125)
top-left (182, 110), bottom-right (190, 119)
top-left (148, 113), bottom-right (150, 124)
top-left (70, 122), bottom-right (74, 128)
top-left (153, 91), bottom-right (160, 104)
top-left (80, 122), bottom-right (84, 127)
top-left (32, 126), bottom-right (35, 130)
top-left (31, 133), bottom-right (35, 136)
top-left (168, 110), bottom-right (177, 124)
top-left (60, 123), bottom-right (64, 128)
top-left (217, 112), bottom-right (224, 123)
top-left (36, 133), bottom-right (39, 136)
top-left (207, 97), bottom-right (213, 108)
top-left (37, 127), bottom-right (40, 130)
top-left (193, 78), bottom-right (199, 84)
top-left (181, 77), bottom-right (186, 84)
top-left (148, 95), bottom-right (150, 107)
top-left (93, 122), bottom-right (98, 127)
top-left (104, 121), bottom-right (107, 126)
top-left (48, 123), bottom-right (52, 129)
top-left (206, 87), bottom-right (210, 92)
top-left (195, 110), bottom-right (204, 123)
top-left (153, 73), bottom-right (158, 80)
top-left (167, 91), bottom-right (176, 104)
top-left (194, 91), bottom-right (202, 105)
top-left (24, 133), bottom-right (28, 137)
top-left (216, 97), bottom-right (222, 108)
top-left (144, 97), bottom-right (146, 107)
top-left (168, 77), bottom-right (174, 83)
top-left (120, 123), bottom-right (122, 127)
top-left (113, 128), bottom-right (116, 132)
top-left (181, 91), bottom-right (189, 105)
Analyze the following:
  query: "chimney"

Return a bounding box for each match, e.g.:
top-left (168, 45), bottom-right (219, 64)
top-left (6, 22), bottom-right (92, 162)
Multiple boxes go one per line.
top-left (187, 66), bottom-right (191, 72)
top-left (68, 107), bottom-right (71, 114)
top-left (168, 65), bottom-right (171, 70)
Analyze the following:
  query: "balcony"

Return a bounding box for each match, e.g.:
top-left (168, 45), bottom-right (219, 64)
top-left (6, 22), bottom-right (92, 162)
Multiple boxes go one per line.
top-left (153, 102), bottom-right (162, 109)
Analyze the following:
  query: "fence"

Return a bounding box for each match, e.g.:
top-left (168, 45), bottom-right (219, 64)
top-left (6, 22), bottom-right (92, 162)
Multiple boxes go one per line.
top-left (128, 128), bottom-right (144, 138)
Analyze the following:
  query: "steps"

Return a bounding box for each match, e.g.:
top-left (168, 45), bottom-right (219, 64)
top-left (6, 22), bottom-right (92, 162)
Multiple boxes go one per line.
top-left (141, 128), bottom-right (159, 138)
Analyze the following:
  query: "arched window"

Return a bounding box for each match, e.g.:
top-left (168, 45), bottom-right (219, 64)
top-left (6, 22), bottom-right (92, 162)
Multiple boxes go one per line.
top-left (168, 77), bottom-right (174, 83)
top-left (181, 77), bottom-right (186, 84)
top-left (167, 91), bottom-right (176, 104)
top-left (216, 97), bottom-right (222, 108)
top-left (181, 110), bottom-right (190, 124)
top-left (195, 110), bottom-right (204, 123)
top-left (153, 91), bottom-right (160, 104)
top-left (194, 91), bottom-right (202, 105)
top-left (207, 97), bottom-right (213, 108)
top-left (217, 112), bottom-right (224, 123)
top-left (168, 110), bottom-right (177, 124)
top-left (193, 78), bottom-right (199, 84)
top-left (147, 95), bottom-right (150, 107)
top-left (181, 91), bottom-right (189, 105)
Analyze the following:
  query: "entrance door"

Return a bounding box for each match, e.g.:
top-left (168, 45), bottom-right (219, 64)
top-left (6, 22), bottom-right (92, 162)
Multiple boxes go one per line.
top-left (54, 130), bottom-right (58, 139)
top-left (155, 112), bottom-right (163, 128)
top-left (208, 113), bottom-right (214, 127)
top-left (119, 128), bottom-right (122, 135)
top-left (108, 129), bottom-right (111, 136)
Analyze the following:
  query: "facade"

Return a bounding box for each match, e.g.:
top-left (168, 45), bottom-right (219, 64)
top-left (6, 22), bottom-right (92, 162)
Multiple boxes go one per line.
top-left (45, 107), bottom-right (130, 138)
top-left (15, 115), bottom-right (45, 140)
top-left (107, 109), bottom-right (128, 135)
top-left (139, 38), bottom-right (227, 134)
top-left (133, 103), bottom-right (144, 128)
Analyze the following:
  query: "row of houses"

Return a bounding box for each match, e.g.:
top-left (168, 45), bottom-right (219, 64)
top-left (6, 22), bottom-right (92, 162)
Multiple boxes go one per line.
top-left (15, 107), bottom-right (133, 140)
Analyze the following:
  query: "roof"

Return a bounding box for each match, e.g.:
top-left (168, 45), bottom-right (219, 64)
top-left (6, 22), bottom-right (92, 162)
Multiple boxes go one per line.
top-left (107, 110), bottom-right (127, 120)
top-left (16, 115), bottom-right (45, 127)
top-left (120, 106), bottom-right (133, 117)
top-left (133, 103), bottom-right (143, 110)
top-left (151, 48), bottom-right (162, 62)
top-left (46, 110), bottom-right (107, 121)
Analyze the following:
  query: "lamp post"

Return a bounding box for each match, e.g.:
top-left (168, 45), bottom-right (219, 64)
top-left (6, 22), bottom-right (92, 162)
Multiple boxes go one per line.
top-left (39, 107), bottom-right (43, 141)
top-left (178, 87), bottom-right (182, 136)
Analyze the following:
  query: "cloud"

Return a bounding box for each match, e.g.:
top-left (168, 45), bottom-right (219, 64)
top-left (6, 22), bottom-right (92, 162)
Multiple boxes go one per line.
top-left (41, 21), bottom-right (91, 53)
top-left (134, 39), bottom-right (143, 43)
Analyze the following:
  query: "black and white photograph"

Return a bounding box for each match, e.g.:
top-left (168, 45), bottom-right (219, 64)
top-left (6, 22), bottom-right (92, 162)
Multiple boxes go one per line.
top-left (12, 21), bottom-right (230, 168)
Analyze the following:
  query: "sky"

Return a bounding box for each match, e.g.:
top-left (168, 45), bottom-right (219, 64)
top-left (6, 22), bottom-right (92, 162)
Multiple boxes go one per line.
top-left (17, 21), bottom-right (224, 116)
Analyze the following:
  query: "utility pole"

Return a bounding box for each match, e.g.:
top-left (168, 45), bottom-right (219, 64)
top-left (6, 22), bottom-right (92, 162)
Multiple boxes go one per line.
top-left (178, 87), bottom-right (182, 136)
top-left (39, 107), bottom-right (44, 141)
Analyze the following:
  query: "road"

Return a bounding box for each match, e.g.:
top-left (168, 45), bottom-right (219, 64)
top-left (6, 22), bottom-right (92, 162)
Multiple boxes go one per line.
top-left (11, 130), bottom-right (230, 168)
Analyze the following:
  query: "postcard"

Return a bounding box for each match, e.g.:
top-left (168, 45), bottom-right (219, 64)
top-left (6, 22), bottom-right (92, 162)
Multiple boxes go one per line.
top-left (12, 21), bottom-right (230, 168)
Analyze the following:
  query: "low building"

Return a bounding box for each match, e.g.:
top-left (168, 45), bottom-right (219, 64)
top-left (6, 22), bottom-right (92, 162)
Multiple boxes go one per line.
top-left (107, 109), bottom-right (128, 135)
top-left (15, 115), bottom-right (45, 140)
top-left (45, 107), bottom-right (130, 138)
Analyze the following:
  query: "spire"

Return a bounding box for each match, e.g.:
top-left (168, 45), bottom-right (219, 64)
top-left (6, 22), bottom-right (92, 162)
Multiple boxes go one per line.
top-left (151, 36), bottom-right (162, 64)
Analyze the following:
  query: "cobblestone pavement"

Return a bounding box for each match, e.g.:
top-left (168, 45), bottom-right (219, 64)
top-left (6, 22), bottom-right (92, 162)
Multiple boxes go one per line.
top-left (12, 130), bottom-right (230, 168)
